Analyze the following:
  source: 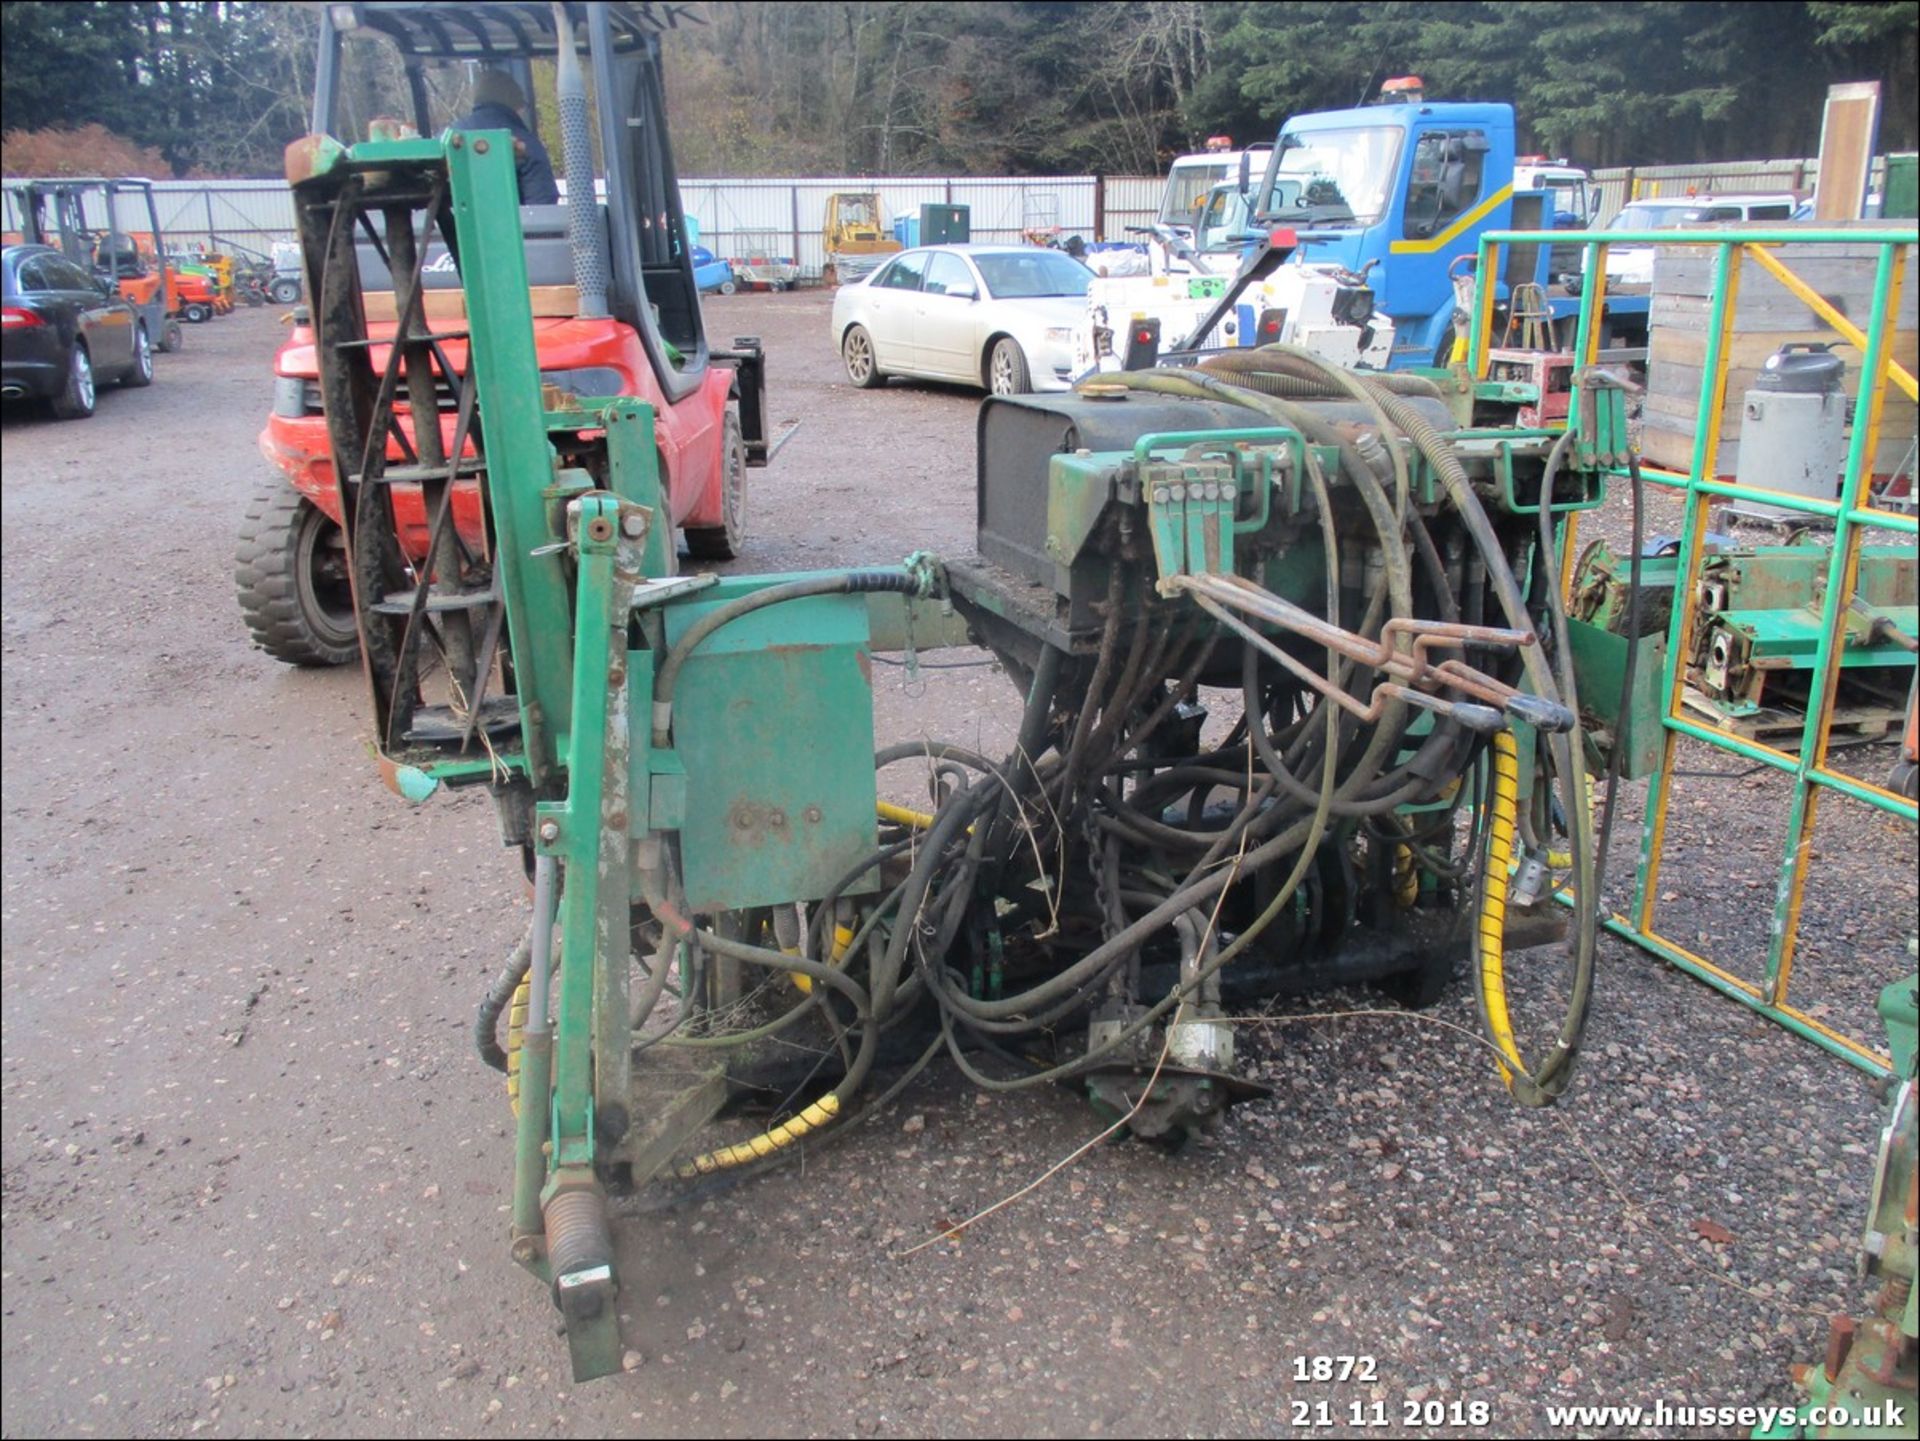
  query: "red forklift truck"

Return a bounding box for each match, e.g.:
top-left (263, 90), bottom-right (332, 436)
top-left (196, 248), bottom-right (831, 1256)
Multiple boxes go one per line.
top-left (237, 0), bottom-right (774, 666)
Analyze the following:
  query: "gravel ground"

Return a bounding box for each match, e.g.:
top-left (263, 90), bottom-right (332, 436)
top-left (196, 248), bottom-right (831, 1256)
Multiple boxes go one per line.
top-left (2, 293), bottom-right (1913, 1439)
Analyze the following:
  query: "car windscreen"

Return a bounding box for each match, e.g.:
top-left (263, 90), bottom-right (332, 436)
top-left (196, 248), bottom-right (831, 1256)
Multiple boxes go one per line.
top-left (1610, 204), bottom-right (1693, 230)
top-left (972, 251), bottom-right (1092, 299)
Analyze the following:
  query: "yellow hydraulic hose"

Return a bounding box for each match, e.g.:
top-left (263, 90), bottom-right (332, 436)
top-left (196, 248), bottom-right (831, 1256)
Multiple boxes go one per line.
top-left (787, 922), bottom-right (855, 995)
top-left (506, 974), bottom-right (530, 1115)
top-left (878, 800), bottom-right (936, 830)
top-left (1477, 730), bottom-right (1526, 1088)
top-left (674, 1093), bottom-right (842, 1177)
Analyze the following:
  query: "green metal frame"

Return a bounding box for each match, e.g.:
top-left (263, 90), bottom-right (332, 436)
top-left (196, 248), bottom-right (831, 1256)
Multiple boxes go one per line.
top-left (1470, 224), bottom-right (1918, 1076)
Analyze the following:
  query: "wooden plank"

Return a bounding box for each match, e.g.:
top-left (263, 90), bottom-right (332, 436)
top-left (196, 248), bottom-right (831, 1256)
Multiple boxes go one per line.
top-left (361, 285), bottom-right (579, 322)
top-left (1814, 82), bottom-right (1881, 221)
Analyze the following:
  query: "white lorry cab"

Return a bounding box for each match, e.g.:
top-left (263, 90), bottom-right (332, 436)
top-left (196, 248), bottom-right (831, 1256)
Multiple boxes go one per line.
top-left (1156, 139), bottom-right (1275, 243)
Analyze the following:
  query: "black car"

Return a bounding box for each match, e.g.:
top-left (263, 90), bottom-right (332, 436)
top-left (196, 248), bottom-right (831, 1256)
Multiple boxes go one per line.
top-left (2, 243), bottom-right (153, 419)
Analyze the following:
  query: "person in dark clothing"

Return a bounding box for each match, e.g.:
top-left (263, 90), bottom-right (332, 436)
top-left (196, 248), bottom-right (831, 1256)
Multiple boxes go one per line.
top-left (452, 69), bottom-right (560, 205)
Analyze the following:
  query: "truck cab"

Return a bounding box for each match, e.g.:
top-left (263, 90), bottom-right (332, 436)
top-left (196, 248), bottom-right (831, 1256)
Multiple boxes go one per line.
top-left (1156, 141), bottom-right (1275, 244)
top-left (1249, 85), bottom-right (1515, 367)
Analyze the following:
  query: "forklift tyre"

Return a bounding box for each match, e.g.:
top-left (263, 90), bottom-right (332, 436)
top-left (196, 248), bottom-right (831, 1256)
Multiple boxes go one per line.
top-left (685, 412), bottom-right (747, 561)
top-left (158, 319), bottom-right (184, 354)
top-left (235, 482), bottom-right (360, 667)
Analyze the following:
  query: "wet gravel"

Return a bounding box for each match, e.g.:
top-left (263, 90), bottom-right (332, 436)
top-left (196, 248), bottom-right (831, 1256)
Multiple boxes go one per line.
top-left (2, 293), bottom-right (1912, 1438)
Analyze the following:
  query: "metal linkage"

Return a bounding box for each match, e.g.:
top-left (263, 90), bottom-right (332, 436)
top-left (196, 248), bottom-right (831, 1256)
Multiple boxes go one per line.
top-left (1172, 570), bottom-right (1572, 734)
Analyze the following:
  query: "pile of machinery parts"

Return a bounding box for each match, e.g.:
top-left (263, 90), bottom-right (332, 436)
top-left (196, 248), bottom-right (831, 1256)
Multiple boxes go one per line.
top-left (1572, 536), bottom-right (1918, 746)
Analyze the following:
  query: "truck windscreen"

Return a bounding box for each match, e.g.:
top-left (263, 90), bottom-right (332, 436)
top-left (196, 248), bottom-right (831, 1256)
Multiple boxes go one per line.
top-left (1158, 162), bottom-right (1233, 226)
top-left (1257, 127), bottom-right (1404, 227)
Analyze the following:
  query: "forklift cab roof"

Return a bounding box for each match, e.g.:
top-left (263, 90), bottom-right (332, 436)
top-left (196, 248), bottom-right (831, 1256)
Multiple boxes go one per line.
top-left (310, 1), bottom-right (709, 402)
top-left (313, 1), bottom-right (680, 59)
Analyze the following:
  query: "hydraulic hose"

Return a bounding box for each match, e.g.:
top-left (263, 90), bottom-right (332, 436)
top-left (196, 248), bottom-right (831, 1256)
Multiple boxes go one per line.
top-left (476, 921), bottom-right (534, 1073)
top-left (1474, 729), bottom-right (1527, 1084)
top-left (1357, 375), bottom-right (1593, 1101)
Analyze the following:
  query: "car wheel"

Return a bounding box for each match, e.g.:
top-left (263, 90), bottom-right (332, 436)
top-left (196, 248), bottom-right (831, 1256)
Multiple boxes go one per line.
top-left (235, 482), bottom-right (360, 666)
top-left (988, 337), bottom-right (1031, 396)
top-left (121, 324), bottom-right (154, 388)
top-left (49, 343), bottom-right (97, 420)
top-left (718, 280), bottom-right (737, 295)
top-left (183, 302), bottom-right (212, 323)
top-left (685, 412), bottom-right (747, 561)
top-left (843, 324), bottom-right (884, 389)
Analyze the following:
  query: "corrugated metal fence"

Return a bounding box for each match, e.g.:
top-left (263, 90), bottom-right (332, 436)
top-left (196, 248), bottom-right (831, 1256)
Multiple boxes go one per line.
top-left (7, 157), bottom-right (1886, 269)
top-left (6, 174), bottom-right (1167, 273)
top-left (1, 179), bottom-right (297, 259)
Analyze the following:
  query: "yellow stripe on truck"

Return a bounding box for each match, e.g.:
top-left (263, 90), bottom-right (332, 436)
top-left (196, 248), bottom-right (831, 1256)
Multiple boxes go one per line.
top-left (1389, 184), bottom-right (1514, 255)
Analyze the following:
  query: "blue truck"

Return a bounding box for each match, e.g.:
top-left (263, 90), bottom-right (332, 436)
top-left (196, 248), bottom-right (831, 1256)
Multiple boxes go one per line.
top-left (1224, 79), bottom-right (1646, 370)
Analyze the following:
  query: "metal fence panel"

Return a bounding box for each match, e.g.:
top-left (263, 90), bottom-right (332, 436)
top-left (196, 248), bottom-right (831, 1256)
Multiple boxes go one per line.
top-left (1103, 175), bottom-right (1163, 240)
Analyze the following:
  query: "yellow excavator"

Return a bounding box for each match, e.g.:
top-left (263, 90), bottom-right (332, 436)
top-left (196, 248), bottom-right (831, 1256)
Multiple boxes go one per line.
top-left (823, 191), bottom-right (899, 284)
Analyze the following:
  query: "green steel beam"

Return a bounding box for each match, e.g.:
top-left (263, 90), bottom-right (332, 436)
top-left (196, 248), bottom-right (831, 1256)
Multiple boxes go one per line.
top-left (444, 130), bottom-right (575, 785)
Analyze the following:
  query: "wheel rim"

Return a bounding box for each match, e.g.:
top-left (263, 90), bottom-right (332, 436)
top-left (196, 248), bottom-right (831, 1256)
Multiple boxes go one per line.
top-left (295, 507), bottom-right (357, 646)
top-left (990, 343), bottom-right (1015, 394)
top-left (135, 327), bottom-right (152, 380)
top-left (845, 329), bottom-right (873, 383)
top-left (725, 424), bottom-right (746, 542)
top-left (73, 348), bottom-right (94, 409)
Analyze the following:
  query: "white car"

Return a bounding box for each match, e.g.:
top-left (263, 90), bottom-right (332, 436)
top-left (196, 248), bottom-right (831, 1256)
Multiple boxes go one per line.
top-left (832, 244), bottom-right (1093, 394)
top-left (1584, 194), bottom-right (1797, 290)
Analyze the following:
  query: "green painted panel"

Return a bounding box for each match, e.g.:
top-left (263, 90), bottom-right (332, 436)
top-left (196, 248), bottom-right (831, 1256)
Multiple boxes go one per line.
top-left (1567, 616), bottom-right (1666, 780)
top-left (663, 593), bottom-right (879, 912)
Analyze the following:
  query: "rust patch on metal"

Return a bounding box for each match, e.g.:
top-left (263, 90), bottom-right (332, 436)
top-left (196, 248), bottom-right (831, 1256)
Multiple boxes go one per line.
top-left (374, 752), bottom-right (407, 798)
top-left (284, 134), bottom-right (340, 186)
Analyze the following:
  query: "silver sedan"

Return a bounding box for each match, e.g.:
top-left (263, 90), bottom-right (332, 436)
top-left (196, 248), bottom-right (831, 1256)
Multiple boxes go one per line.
top-left (831, 244), bottom-right (1093, 395)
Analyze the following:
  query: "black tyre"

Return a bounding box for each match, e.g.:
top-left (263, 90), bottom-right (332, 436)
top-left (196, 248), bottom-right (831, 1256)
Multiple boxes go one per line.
top-left (269, 278), bottom-right (301, 305)
top-left (987, 336), bottom-right (1031, 395)
top-left (120, 325), bottom-right (154, 388)
top-left (1891, 758), bottom-right (1919, 802)
top-left (718, 279), bottom-right (738, 296)
top-left (49, 343), bottom-right (96, 420)
top-left (235, 482), bottom-right (359, 666)
top-left (685, 412), bottom-right (747, 561)
top-left (183, 302), bottom-right (212, 324)
top-left (842, 324), bottom-right (883, 388)
top-left (158, 319), bottom-right (183, 354)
